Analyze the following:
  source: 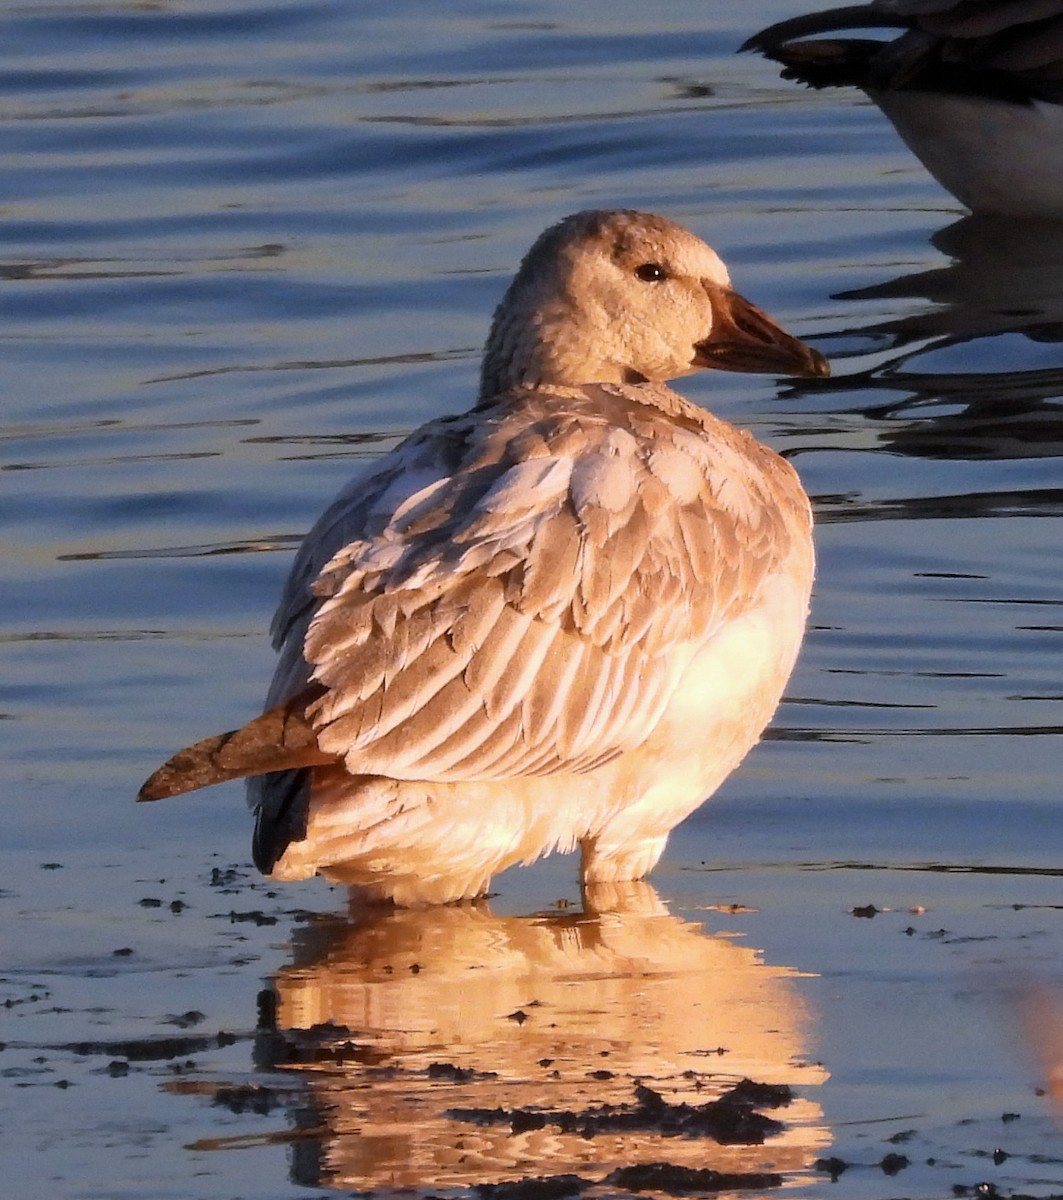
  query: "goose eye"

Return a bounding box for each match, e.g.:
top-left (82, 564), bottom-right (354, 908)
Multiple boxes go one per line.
top-left (634, 262), bottom-right (668, 282)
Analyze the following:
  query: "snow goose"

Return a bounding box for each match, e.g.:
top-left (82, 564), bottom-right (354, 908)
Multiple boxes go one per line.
top-left (138, 210), bottom-right (828, 905)
top-left (744, 0), bottom-right (1063, 217)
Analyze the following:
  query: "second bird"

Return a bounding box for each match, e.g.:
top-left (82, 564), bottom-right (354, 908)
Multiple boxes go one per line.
top-left (745, 0), bottom-right (1063, 217)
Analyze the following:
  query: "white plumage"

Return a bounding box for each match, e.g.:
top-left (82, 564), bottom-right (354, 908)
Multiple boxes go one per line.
top-left (140, 210), bottom-right (827, 905)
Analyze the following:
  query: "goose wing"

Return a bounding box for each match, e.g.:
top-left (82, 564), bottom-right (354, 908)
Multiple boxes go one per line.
top-left (291, 383), bottom-right (806, 783)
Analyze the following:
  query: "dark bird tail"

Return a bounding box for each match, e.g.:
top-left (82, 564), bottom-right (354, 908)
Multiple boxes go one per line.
top-left (137, 686), bottom-right (333, 801)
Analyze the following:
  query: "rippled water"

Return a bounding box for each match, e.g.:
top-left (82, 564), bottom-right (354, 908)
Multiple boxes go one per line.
top-left (3, 2), bottom-right (1063, 1198)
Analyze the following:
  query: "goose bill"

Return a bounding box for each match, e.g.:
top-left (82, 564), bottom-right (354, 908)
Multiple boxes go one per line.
top-left (694, 285), bottom-right (829, 379)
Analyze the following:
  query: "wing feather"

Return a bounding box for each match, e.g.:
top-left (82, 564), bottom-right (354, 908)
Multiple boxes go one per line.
top-left (561, 641), bottom-right (628, 759)
top-left (267, 383), bottom-right (808, 784)
top-left (518, 635), bottom-right (588, 745)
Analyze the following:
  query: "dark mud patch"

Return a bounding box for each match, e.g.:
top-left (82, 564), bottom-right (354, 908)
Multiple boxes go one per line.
top-left (211, 1082), bottom-right (285, 1115)
top-left (467, 1162), bottom-right (783, 1198)
top-left (427, 1060), bottom-right (499, 1082)
top-left (449, 1079), bottom-right (791, 1145)
top-left (58, 1030), bottom-right (242, 1062)
top-left (253, 1019), bottom-right (394, 1069)
top-left (473, 1176), bottom-right (590, 1200)
top-left (606, 1161), bottom-right (783, 1193)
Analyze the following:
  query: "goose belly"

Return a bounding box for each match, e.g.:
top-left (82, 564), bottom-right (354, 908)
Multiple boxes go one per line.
top-left (876, 90), bottom-right (1063, 218)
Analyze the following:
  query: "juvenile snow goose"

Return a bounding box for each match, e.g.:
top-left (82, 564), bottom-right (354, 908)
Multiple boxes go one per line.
top-left (744, 0), bottom-right (1063, 217)
top-left (139, 210), bottom-right (828, 905)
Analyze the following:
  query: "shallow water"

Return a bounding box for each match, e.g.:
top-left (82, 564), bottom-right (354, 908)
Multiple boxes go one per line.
top-left (2, 2), bottom-right (1063, 1197)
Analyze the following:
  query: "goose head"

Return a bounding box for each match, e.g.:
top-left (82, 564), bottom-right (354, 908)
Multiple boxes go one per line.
top-left (479, 209), bottom-right (828, 399)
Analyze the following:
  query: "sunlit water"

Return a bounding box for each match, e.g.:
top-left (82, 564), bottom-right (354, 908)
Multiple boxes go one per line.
top-left (3, 2), bottom-right (1063, 1198)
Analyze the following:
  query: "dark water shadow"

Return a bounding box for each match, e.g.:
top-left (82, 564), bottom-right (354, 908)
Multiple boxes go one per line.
top-left (171, 883), bottom-right (827, 1194)
top-left (793, 215), bottom-right (1063, 464)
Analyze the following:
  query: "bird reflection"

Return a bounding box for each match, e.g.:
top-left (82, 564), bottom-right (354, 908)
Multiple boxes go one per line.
top-left (242, 883), bottom-right (828, 1193)
top-left (1018, 986), bottom-right (1063, 1123)
top-left (798, 215), bottom-right (1063, 464)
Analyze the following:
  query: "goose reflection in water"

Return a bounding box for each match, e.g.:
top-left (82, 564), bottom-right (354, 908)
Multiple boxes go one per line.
top-left (199, 884), bottom-right (828, 1193)
top-left (797, 216), bottom-right (1063, 465)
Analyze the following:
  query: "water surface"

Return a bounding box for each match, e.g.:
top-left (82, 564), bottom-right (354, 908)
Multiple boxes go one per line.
top-left (3, 2), bottom-right (1063, 1198)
